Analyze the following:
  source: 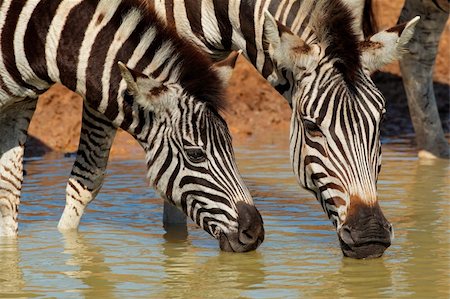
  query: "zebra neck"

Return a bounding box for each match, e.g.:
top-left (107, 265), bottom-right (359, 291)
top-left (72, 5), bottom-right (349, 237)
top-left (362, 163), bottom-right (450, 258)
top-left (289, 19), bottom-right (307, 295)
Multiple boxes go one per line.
top-left (45, 0), bottom-right (182, 125)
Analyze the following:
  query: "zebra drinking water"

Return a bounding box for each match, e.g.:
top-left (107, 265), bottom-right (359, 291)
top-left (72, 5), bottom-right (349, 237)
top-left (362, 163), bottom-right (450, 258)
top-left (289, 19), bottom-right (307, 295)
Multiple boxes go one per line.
top-left (143, 0), bottom-right (419, 258)
top-left (0, 0), bottom-right (264, 252)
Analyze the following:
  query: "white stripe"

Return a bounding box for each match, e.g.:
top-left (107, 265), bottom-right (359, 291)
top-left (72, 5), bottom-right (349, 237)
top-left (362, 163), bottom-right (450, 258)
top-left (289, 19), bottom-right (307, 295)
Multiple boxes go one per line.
top-left (172, 1), bottom-right (204, 50)
top-left (141, 41), bottom-right (176, 77)
top-left (229, 0), bottom-right (246, 53)
top-left (254, 0), bottom-right (270, 72)
top-left (46, 0), bottom-right (84, 83)
top-left (0, 0), bottom-right (13, 99)
top-left (114, 28), bottom-right (157, 128)
top-left (76, 0), bottom-right (121, 98)
top-left (14, 0), bottom-right (50, 90)
top-left (0, 0), bottom-right (32, 98)
top-left (201, 1), bottom-right (221, 48)
top-left (98, 8), bottom-right (142, 113)
top-left (152, 0), bottom-right (166, 22)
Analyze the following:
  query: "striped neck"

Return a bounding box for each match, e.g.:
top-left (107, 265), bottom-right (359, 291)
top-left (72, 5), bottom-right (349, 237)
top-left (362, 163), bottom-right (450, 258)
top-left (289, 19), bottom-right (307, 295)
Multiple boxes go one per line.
top-left (47, 0), bottom-right (180, 120)
top-left (10, 0), bottom-right (225, 126)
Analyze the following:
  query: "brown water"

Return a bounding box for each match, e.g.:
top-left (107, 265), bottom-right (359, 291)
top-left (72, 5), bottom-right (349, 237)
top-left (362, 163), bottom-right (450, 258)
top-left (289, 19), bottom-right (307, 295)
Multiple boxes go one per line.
top-left (0, 138), bottom-right (449, 298)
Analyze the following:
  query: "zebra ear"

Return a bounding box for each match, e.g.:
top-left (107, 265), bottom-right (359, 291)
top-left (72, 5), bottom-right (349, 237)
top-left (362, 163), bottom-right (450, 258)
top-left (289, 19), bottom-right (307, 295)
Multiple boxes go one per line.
top-left (212, 50), bottom-right (241, 86)
top-left (359, 16), bottom-right (420, 73)
top-left (263, 11), bottom-right (316, 74)
top-left (118, 62), bottom-right (168, 110)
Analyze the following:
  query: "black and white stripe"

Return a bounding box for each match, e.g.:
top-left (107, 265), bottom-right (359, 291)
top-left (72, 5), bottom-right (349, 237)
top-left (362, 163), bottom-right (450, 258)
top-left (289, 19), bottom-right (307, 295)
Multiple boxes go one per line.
top-left (0, 0), bottom-right (264, 252)
top-left (148, 0), bottom-right (418, 258)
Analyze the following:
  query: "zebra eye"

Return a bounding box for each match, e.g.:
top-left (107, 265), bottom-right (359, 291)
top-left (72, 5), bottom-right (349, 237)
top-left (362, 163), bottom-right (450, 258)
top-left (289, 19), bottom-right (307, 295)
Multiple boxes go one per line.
top-left (303, 120), bottom-right (323, 137)
top-left (185, 147), bottom-right (206, 163)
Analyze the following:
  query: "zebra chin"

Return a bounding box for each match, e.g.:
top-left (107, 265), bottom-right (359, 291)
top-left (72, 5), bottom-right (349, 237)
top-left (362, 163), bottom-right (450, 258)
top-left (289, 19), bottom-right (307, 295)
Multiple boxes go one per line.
top-left (217, 202), bottom-right (265, 253)
top-left (339, 241), bottom-right (391, 259)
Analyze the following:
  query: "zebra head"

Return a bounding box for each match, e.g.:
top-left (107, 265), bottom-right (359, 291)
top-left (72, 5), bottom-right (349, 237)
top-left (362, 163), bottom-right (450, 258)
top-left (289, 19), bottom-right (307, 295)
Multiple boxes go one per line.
top-left (117, 53), bottom-right (264, 252)
top-left (264, 9), bottom-right (419, 258)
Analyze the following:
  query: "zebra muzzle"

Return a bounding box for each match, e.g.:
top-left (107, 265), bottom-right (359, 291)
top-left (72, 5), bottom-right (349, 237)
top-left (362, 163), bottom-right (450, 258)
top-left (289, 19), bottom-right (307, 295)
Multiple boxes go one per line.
top-left (218, 202), bottom-right (264, 252)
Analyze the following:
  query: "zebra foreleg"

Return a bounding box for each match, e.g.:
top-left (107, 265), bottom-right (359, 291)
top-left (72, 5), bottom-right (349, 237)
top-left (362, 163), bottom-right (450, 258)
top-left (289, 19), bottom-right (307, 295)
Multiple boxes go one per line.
top-left (58, 106), bottom-right (116, 230)
top-left (163, 200), bottom-right (187, 226)
top-left (0, 99), bottom-right (36, 237)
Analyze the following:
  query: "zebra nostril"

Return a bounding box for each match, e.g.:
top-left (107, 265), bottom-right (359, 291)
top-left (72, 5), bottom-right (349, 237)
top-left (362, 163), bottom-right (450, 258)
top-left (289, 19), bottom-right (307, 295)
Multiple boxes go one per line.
top-left (239, 229), bottom-right (255, 244)
top-left (388, 223), bottom-right (394, 240)
top-left (339, 226), bottom-right (355, 245)
top-left (242, 229), bottom-right (253, 240)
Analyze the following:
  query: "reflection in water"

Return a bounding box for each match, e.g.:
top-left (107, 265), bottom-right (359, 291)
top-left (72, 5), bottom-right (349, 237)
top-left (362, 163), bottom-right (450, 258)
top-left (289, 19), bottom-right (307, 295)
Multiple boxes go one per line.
top-left (335, 259), bottom-right (393, 298)
top-left (4, 140), bottom-right (449, 298)
top-left (0, 238), bottom-right (25, 297)
top-left (400, 159), bottom-right (449, 298)
top-left (159, 227), bottom-right (266, 298)
top-left (62, 231), bottom-right (116, 299)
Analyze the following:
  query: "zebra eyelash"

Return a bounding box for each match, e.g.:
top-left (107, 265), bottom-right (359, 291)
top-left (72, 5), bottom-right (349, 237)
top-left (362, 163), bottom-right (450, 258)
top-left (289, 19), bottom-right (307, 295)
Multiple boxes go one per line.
top-left (184, 146), bottom-right (206, 163)
top-left (303, 119), bottom-right (323, 138)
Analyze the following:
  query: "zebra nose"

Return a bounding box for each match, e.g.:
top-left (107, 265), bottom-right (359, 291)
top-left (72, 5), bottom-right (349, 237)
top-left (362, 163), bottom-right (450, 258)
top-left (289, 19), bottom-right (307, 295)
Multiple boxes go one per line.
top-left (219, 202), bottom-right (264, 252)
top-left (338, 222), bottom-right (392, 259)
top-left (237, 202), bottom-right (265, 245)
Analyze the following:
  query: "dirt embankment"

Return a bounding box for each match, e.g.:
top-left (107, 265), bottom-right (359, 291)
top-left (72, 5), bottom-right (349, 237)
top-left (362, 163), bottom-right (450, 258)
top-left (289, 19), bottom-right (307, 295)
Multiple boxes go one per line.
top-left (25, 1), bottom-right (449, 157)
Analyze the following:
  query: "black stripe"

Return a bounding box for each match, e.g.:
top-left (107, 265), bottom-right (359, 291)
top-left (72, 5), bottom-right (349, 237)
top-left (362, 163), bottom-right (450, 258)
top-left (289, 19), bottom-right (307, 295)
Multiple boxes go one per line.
top-left (153, 140), bottom-right (173, 187)
top-left (213, 0), bottom-right (232, 50)
top-left (180, 190), bottom-right (232, 215)
top-left (87, 3), bottom-right (132, 114)
top-left (286, 1), bottom-right (301, 28)
top-left (133, 107), bottom-right (146, 136)
top-left (305, 137), bottom-right (327, 157)
top-left (184, 0), bottom-right (203, 40)
top-left (112, 18), bottom-right (150, 130)
top-left (432, 0), bottom-right (448, 12)
top-left (24, 0), bottom-right (60, 84)
top-left (57, 0), bottom-right (95, 91)
top-left (319, 182), bottom-right (345, 194)
top-left (84, 105), bottom-right (113, 127)
top-left (239, 1), bottom-right (257, 66)
top-left (68, 180), bottom-right (81, 196)
top-left (147, 131), bottom-right (166, 169)
top-left (1, 0), bottom-right (39, 92)
top-left (166, 152), bottom-right (181, 205)
top-left (165, 0), bottom-right (175, 26)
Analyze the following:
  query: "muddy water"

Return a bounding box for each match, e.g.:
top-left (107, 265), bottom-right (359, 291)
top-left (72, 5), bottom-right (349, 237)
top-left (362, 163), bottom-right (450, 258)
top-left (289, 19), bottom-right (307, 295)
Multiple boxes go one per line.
top-left (0, 138), bottom-right (448, 298)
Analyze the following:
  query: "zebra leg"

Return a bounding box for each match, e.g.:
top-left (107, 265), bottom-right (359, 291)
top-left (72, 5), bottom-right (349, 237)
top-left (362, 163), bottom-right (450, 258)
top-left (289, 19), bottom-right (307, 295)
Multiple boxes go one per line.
top-left (58, 105), bottom-right (116, 230)
top-left (163, 200), bottom-right (187, 226)
top-left (398, 0), bottom-right (450, 159)
top-left (0, 99), bottom-right (36, 237)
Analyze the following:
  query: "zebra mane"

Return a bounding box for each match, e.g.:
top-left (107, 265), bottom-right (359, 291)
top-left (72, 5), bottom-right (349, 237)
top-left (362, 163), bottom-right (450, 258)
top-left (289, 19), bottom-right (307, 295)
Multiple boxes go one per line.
top-left (123, 0), bottom-right (227, 112)
top-left (308, 0), bottom-right (361, 83)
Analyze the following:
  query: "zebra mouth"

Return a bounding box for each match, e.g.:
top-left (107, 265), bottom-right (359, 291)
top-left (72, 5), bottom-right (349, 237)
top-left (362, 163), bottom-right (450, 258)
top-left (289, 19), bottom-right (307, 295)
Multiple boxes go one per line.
top-left (340, 241), bottom-right (390, 259)
top-left (218, 230), bottom-right (263, 253)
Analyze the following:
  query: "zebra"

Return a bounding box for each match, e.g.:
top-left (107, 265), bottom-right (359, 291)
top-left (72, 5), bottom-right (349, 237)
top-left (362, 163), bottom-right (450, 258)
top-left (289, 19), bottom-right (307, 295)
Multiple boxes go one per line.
top-left (0, 0), bottom-right (265, 252)
top-left (135, 0), bottom-right (419, 259)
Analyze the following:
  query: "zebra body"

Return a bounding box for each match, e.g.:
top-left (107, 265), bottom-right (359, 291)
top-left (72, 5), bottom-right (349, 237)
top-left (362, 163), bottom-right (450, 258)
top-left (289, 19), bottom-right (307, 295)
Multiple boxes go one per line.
top-left (145, 0), bottom-right (419, 258)
top-left (0, 0), bottom-right (264, 252)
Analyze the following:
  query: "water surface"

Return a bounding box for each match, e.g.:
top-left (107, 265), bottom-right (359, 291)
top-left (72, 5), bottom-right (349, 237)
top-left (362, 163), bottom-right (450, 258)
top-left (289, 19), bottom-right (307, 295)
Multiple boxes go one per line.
top-left (0, 138), bottom-right (448, 298)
